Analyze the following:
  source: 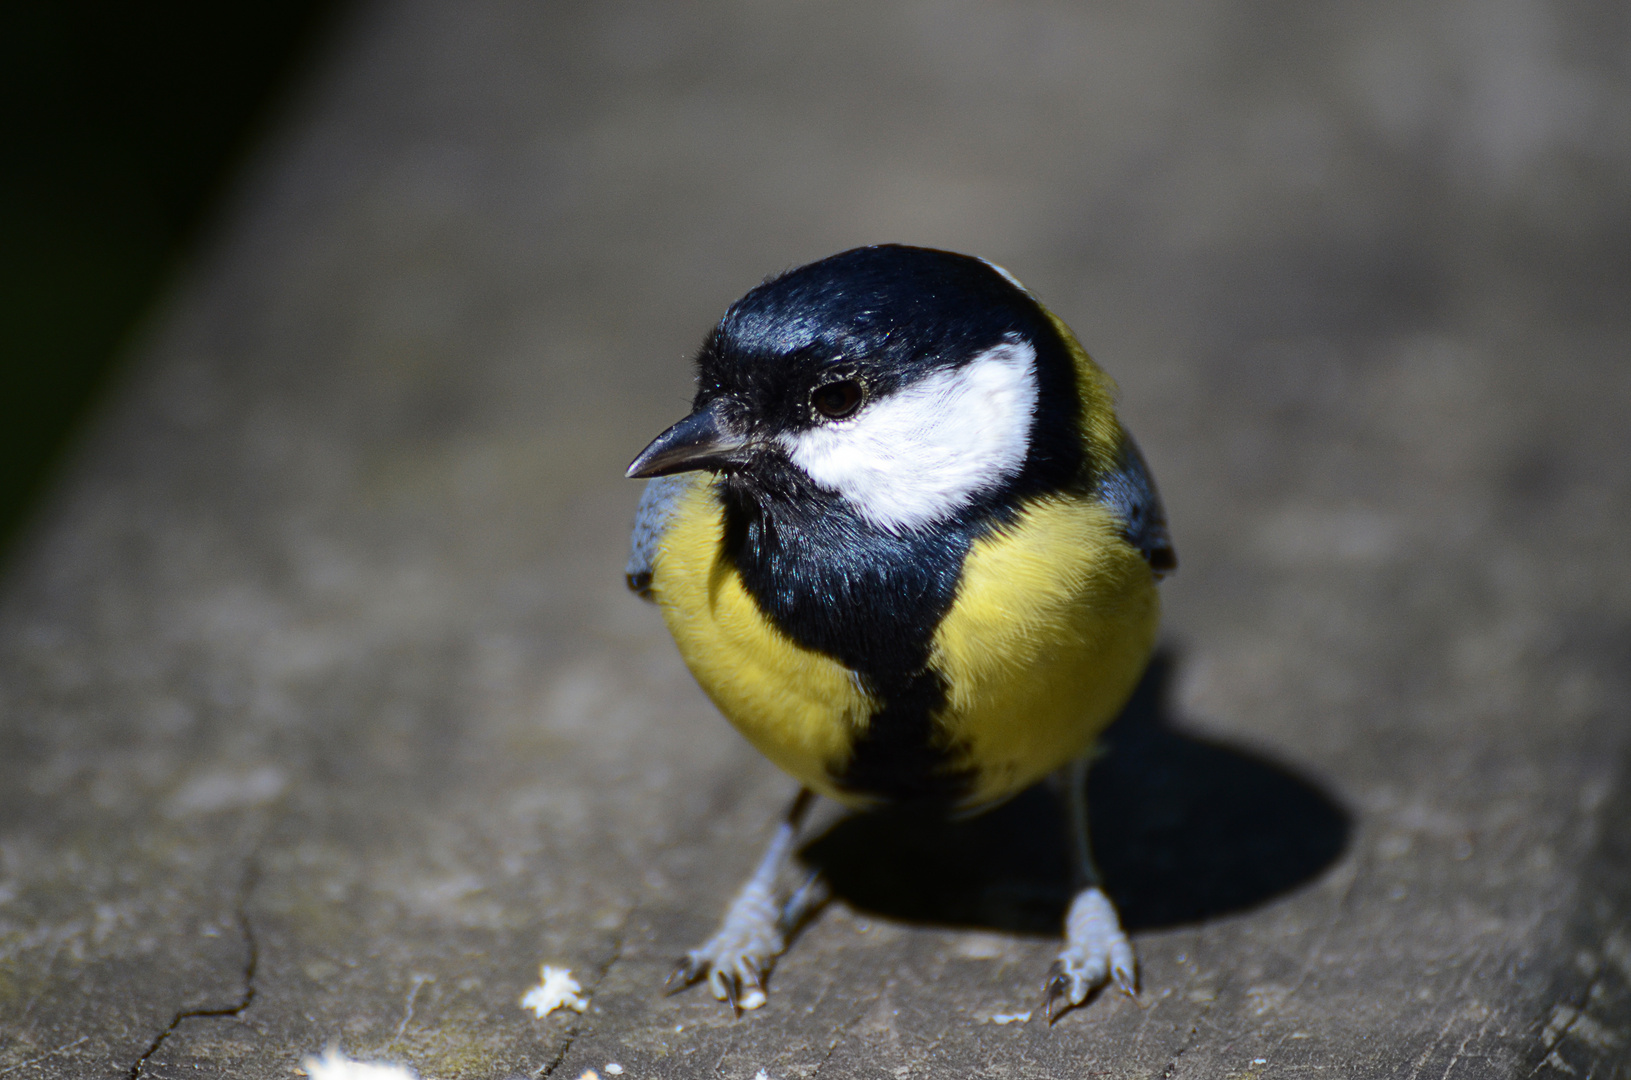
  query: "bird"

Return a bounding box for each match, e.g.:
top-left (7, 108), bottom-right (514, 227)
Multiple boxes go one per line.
top-left (624, 244), bottom-right (1175, 1022)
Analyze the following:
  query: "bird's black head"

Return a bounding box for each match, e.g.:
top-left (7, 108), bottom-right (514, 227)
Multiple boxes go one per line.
top-left (628, 245), bottom-right (1086, 532)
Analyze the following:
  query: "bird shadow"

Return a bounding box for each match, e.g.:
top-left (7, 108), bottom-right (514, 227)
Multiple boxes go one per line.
top-left (799, 650), bottom-right (1351, 934)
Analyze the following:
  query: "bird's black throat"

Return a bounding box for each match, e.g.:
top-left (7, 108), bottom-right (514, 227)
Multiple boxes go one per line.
top-left (719, 471), bottom-right (983, 806)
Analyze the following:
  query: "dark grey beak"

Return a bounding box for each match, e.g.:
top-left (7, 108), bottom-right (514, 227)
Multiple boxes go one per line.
top-left (626, 403), bottom-right (752, 479)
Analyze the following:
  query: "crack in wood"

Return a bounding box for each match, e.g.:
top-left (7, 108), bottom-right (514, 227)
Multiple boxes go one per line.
top-left (537, 926), bottom-right (627, 1078)
top-left (127, 858), bottom-right (261, 1079)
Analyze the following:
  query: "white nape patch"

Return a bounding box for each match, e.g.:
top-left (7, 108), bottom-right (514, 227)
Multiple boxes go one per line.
top-left (978, 257), bottom-right (1029, 293)
top-left (780, 338), bottom-right (1038, 533)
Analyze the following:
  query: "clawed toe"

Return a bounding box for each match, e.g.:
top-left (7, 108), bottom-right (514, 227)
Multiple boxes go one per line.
top-left (1039, 886), bottom-right (1138, 1023)
top-left (1112, 961), bottom-right (1138, 999)
top-left (1039, 961), bottom-right (1075, 1024)
top-left (664, 920), bottom-right (781, 1013)
top-left (664, 954), bottom-right (706, 995)
top-left (709, 957), bottom-right (768, 1014)
top-left (1039, 957), bottom-right (1097, 1024)
top-left (667, 947), bottom-right (771, 1014)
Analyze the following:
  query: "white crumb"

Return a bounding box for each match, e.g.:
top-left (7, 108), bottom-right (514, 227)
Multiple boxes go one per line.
top-left (605, 1067), bottom-right (624, 1075)
top-left (522, 965), bottom-right (589, 1017)
top-left (988, 1011), bottom-right (1032, 1025)
top-left (753, 1071), bottom-right (773, 1080)
top-left (300, 1046), bottom-right (419, 1080)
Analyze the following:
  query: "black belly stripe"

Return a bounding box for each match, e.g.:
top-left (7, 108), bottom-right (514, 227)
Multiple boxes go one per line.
top-left (837, 668), bottom-right (973, 806)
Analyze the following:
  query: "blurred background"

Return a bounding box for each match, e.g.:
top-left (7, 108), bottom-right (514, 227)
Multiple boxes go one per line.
top-left (1, 2), bottom-right (1628, 1077)
top-left (5, 0), bottom-right (1626, 560)
top-left (0, 0), bottom-right (341, 551)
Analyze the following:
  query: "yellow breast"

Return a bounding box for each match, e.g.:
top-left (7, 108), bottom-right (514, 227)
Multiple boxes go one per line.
top-left (650, 474), bottom-right (877, 805)
top-left (931, 494), bottom-right (1160, 809)
top-left (648, 474), bottom-right (1159, 811)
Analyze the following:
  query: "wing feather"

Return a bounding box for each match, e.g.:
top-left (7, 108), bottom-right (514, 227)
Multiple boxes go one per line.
top-left (625, 474), bottom-right (693, 599)
top-left (1096, 432), bottom-right (1177, 576)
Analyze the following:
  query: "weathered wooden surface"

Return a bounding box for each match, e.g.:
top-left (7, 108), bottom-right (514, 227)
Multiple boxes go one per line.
top-left (2, 2), bottom-right (1629, 1077)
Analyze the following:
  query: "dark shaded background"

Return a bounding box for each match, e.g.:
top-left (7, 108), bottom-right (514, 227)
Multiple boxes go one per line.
top-left (806, 651), bottom-right (1352, 934)
top-left (0, 1), bottom-right (341, 550)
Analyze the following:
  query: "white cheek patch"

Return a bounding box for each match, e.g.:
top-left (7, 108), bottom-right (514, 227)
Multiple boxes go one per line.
top-left (779, 338), bottom-right (1039, 533)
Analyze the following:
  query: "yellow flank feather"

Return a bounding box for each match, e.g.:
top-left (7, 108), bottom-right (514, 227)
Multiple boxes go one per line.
top-left (930, 493), bottom-right (1160, 810)
top-left (651, 475), bottom-right (876, 805)
top-left (1040, 305), bottom-right (1122, 479)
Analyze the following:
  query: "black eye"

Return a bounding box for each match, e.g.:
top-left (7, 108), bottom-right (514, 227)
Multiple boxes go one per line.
top-left (811, 379), bottom-right (864, 420)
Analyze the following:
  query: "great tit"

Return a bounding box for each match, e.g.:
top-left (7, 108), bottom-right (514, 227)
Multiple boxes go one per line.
top-left (625, 244), bottom-right (1174, 1021)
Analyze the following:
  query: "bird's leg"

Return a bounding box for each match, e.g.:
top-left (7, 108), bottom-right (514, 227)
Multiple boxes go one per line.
top-left (666, 788), bottom-right (824, 1012)
top-left (1042, 756), bottom-right (1137, 1023)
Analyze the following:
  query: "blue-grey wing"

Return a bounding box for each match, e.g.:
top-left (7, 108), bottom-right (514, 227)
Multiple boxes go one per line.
top-left (625, 474), bottom-right (691, 600)
top-left (1097, 432), bottom-right (1177, 577)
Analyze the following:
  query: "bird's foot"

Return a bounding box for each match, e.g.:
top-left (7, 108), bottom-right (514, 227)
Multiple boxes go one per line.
top-left (665, 872), bottom-right (786, 1013)
top-left (1041, 886), bottom-right (1137, 1023)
